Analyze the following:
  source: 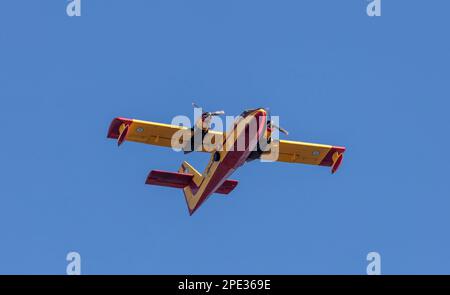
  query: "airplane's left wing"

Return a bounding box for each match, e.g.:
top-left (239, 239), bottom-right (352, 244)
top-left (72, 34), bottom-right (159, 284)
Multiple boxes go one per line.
top-left (107, 117), bottom-right (223, 151)
top-left (260, 139), bottom-right (346, 174)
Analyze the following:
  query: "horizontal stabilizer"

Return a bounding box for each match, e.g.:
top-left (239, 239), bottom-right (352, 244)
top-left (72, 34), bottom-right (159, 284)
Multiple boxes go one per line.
top-left (146, 170), bottom-right (193, 188)
top-left (146, 170), bottom-right (238, 195)
top-left (215, 179), bottom-right (238, 194)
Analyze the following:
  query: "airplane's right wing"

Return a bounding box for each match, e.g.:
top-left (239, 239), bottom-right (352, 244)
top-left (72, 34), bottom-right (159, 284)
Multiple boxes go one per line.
top-left (261, 139), bottom-right (346, 174)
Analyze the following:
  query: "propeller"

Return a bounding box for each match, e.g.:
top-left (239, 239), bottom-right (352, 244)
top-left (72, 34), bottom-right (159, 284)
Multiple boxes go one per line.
top-left (265, 108), bottom-right (289, 136)
top-left (192, 102), bottom-right (225, 119)
top-left (270, 122), bottom-right (289, 135)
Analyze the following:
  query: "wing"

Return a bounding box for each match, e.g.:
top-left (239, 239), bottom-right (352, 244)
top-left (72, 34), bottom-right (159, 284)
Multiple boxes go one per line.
top-left (261, 139), bottom-right (346, 174)
top-left (107, 117), bottom-right (223, 151)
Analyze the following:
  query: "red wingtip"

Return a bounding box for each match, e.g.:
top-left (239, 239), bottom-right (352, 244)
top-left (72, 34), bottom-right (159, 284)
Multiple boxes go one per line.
top-left (117, 124), bottom-right (129, 146)
top-left (319, 146), bottom-right (346, 166)
top-left (331, 153), bottom-right (343, 174)
top-left (107, 117), bottom-right (133, 139)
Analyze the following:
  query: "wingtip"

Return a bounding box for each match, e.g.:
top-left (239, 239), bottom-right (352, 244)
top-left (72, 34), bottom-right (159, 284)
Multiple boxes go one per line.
top-left (107, 117), bottom-right (133, 139)
top-left (331, 153), bottom-right (344, 174)
top-left (116, 124), bottom-right (129, 147)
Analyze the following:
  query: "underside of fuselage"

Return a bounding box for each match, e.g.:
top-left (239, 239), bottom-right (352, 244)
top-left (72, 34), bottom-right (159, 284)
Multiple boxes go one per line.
top-left (181, 108), bottom-right (267, 214)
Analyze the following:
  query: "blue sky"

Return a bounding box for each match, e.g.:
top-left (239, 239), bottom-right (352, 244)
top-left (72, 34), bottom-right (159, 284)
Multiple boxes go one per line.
top-left (1, 0), bottom-right (449, 274)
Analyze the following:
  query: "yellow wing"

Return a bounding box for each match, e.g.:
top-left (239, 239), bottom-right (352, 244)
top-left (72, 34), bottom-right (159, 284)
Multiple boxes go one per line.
top-left (107, 117), bottom-right (223, 151)
top-left (261, 139), bottom-right (346, 173)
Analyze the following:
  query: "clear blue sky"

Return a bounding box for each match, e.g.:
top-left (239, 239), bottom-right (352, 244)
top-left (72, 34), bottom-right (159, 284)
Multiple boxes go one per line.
top-left (1, 1), bottom-right (449, 274)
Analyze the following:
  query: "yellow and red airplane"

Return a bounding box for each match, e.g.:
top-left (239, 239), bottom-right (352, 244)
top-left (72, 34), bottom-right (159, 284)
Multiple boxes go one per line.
top-left (107, 105), bottom-right (345, 215)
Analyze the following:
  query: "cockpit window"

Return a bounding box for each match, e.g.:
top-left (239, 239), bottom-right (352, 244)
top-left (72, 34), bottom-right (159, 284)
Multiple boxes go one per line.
top-left (240, 108), bottom-right (262, 117)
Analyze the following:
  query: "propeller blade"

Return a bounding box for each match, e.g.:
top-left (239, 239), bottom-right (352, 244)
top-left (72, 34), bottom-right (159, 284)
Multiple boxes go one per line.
top-left (209, 110), bottom-right (225, 116)
top-left (192, 103), bottom-right (224, 116)
top-left (272, 123), bottom-right (289, 136)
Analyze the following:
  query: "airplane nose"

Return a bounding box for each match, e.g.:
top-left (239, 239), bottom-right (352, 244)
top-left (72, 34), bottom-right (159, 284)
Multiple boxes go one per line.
top-left (254, 108), bottom-right (267, 119)
top-left (253, 109), bottom-right (267, 136)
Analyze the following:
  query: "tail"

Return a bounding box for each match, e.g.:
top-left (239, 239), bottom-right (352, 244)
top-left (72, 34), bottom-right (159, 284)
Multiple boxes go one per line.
top-left (178, 161), bottom-right (204, 214)
top-left (145, 161), bottom-right (238, 215)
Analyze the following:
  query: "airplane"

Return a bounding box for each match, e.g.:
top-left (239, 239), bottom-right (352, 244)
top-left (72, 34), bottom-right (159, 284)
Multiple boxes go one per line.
top-left (107, 105), bottom-right (346, 215)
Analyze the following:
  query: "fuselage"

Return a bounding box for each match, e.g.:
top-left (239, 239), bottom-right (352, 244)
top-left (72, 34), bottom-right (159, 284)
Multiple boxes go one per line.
top-left (183, 108), bottom-right (267, 214)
